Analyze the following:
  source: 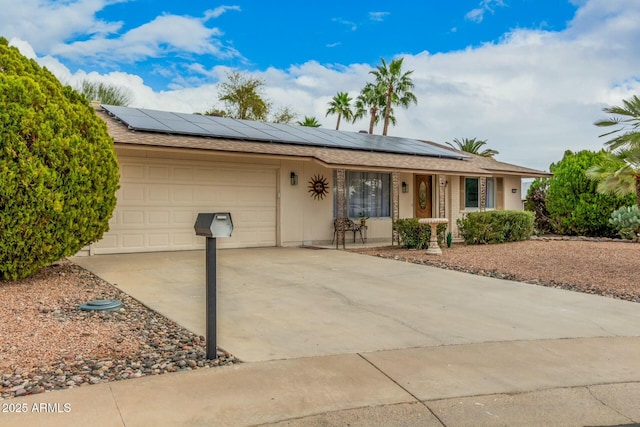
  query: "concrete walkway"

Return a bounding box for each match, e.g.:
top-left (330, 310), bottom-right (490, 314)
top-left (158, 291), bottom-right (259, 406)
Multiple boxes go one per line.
top-left (2, 247), bottom-right (638, 426)
top-left (3, 337), bottom-right (640, 426)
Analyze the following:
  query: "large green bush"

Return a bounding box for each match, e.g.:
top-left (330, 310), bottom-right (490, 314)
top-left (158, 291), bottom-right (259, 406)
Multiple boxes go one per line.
top-left (393, 218), bottom-right (447, 249)
top-left (609, 205), bottom-right (640, 240)
top-left (456, 211), bottom-right (534, 244)
top-left (545, 150), bottom-right (634, 237)
top-left (0, 37), bottom-right (119, 279)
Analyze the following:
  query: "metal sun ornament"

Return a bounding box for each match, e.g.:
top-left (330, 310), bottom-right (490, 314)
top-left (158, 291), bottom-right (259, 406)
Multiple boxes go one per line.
top-left (308, 174), bottom-right (329, 200)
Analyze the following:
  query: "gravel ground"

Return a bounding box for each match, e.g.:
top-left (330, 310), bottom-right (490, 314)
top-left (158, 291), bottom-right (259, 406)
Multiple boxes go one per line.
top-left (0, 260), bottom-right (236, 400)
top-left (351, 238), bottom-right (640, 303)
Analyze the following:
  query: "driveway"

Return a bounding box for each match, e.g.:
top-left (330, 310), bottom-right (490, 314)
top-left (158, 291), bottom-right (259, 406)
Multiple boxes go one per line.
top-left (72, 247), bottom-right (640, 362)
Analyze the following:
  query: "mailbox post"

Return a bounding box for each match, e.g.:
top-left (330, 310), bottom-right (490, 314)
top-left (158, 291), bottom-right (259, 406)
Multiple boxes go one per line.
top-left (194, 213), bottom-right (233, 360)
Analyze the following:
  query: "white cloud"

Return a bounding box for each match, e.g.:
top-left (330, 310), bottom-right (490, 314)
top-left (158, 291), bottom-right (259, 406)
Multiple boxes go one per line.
top-left (7, 0), bottom-right (640, 173)
top-left (465, 0), bottom-right (506, 23)
top-left (368, 11), bottom-right (390, 22)
top-left (204, 5), bottom-right (241, 20)
top-left (0, 0), bottom-right (241, 65)
top-left (0, 0), bottom-right (126, 52)
top-left (52, 12), bottom-right (240, 63)
top-left (332, 18), bottom-right (358, 31)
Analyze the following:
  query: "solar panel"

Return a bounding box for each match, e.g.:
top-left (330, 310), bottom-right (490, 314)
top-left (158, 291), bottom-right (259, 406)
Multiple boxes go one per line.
top-left (101, 105), bottom-right (469, 160)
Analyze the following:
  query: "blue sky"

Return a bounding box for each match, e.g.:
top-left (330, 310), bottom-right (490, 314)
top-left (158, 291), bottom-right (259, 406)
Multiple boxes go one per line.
top-left (2, 0), bottom-right (640, 171)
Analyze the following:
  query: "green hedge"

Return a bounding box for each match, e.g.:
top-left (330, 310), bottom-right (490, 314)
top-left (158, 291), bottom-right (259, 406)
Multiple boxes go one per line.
top-left (393, 218), bottom-right (447, 249)
top-left (456, 211), bottom-right (534, 244)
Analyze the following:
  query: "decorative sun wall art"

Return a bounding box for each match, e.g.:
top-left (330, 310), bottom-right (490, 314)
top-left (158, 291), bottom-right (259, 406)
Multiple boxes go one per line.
top-left (308, 174), bottom-right (329, 200)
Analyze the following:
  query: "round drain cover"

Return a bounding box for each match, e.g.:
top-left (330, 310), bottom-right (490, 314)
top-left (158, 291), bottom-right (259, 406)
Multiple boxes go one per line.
top-left (79, 299), bottom-right (123, 312)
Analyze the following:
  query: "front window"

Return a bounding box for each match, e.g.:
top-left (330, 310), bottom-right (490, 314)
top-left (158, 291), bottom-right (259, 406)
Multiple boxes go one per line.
top-left (464, 178), bottom-right (479, 208)
top-left (464, 177), bottom-right (496, 209)
top-left (335, 171), bottom-right (391, 218)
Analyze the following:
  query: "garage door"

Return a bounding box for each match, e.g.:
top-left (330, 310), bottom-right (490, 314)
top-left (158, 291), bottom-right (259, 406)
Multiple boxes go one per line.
top-left (93, 157), bottom-right (277, 254)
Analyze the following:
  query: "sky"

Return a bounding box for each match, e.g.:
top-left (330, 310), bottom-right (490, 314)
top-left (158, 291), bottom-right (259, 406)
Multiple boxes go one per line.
top-left (2, 0), bottom-right (640, 172)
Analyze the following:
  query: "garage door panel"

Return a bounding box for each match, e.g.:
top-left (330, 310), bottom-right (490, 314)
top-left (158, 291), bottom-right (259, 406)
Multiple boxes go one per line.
top-left (95, 158), bottom-right (276, 254)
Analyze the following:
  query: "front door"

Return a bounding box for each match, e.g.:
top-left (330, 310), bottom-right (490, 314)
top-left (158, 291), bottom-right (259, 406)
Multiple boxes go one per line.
top-left (415, 175), bottom-right (432, 218)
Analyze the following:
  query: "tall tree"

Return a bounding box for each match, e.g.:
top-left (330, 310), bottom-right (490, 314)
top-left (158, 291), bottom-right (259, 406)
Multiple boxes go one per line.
top-left (353, 82), bottom-right (386, 134)
top-left (326, 92), bottom-right (353, 130)
top-left (594, 94), bottom-right (640, 151)
top-left (445, 137), bottom-right (499, 157)
top-left (369, 57), bottom-right (417, 136)
top-left (587, 95), bottom-right (640, 209)
top-left (586, 147), bottom-right (640, 209)
top-left (271, 106), bottom-right (297, 124)
top-left (218, 71), bottom-right (270, 121)
top-left (297, 116), bottom-right (321, 127)
top-left (77, 80), bottom-right (132, 106)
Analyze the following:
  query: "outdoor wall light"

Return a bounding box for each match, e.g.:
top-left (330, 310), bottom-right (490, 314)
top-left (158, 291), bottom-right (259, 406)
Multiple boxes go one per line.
top-left (511, 188), bottom-right (518, 193)
top-left (290, 172), bottom-right (298, 185)
top-left (402, 181), bottom-right (408, 193)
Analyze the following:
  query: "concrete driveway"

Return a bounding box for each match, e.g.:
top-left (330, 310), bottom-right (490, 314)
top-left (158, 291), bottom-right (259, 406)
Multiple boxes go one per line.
top-left (72, 247), bottom-right (640, 362)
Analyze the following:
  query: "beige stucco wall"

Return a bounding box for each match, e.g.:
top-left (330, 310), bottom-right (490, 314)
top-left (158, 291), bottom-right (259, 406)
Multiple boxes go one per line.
top-left (503, 175), bottom-right (525, 210)
top-left (101, 146), bottom-right (529, 250)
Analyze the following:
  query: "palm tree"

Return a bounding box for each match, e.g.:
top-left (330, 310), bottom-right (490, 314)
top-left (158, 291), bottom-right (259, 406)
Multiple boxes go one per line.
top-left (297, 116), bottom-right (321, 127)
top-left (594, 95), bottom-right (640, 151)
top-left (369, 57), bottom-right (417, 136)
top-left (586, 147), bottom-right (640, 209)
top-left (353, 82), bottom-right (386, 134)
top-left (445, 137), bottom-right (499, 158)
top-left (326, 92), bottom-right (353, 130)
top-left (588, 95), bottom-right (640, 209)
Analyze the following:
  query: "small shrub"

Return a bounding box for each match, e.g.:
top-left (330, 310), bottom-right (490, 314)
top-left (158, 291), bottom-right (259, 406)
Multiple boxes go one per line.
top-left (456, 211), bottom-right (534, 244)
top-left (524, 178), bottom-right (552, 234)
top-left (394, 219), bottom-right (447, 249)
top-left (609, 206), bottom-right (640, 240)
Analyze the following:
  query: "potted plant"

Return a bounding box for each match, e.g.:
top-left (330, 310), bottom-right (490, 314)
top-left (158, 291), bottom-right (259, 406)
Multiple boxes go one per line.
top-left (358, 212), bottom-right (369, 227)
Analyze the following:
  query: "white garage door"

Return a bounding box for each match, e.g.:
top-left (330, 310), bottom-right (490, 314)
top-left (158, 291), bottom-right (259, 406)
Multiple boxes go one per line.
top-left (93, 157), bottom-right (277, 254)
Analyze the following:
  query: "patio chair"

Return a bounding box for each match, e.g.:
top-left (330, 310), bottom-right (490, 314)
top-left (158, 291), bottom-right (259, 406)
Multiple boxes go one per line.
top-left (332, 218), bottom-right (365, 244)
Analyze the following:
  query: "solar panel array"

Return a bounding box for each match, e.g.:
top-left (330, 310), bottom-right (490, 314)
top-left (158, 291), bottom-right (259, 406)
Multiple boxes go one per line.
top-left (101, 105), bottom-right (469, 160)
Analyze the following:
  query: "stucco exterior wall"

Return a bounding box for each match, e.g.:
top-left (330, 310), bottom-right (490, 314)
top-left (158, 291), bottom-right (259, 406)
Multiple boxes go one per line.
top-left (503, 175), bottom-right (525, 211)
top-left (97, 145), bottom-right (533, 251)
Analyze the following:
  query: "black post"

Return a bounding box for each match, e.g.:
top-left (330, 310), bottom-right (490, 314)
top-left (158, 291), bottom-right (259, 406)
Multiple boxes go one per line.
top-left (205, 237), bottom-right (217, 360)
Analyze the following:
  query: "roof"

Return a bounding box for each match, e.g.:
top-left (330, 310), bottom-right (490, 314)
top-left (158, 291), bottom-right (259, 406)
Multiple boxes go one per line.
top-left (98, 106), bottom-right (551, 178)
top-left (101, 104), bottom-right (468, 160)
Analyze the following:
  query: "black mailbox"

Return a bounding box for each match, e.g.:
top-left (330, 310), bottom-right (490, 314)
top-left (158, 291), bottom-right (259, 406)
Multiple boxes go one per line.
top-left (194, 212), bottom-right (233, 360)
top-left (194, 212), bottom-right (233, 238)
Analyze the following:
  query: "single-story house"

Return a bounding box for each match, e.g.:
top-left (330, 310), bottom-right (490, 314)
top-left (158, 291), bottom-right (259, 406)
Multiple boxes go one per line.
top-left (81, 104), bottom-right (550, 255)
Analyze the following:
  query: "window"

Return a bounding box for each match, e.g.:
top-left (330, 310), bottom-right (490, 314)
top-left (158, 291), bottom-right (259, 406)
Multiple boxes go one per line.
top-left (464, 178), bottom-right (479, 208)
top-left (334, 171), bottom-right (391, 218)
top-left (463, 177), bottom-right (496, 209)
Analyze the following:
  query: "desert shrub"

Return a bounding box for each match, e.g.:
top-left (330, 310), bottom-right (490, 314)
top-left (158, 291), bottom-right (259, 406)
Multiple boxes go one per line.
top-left (394, 219), bottom-right (447, 249)
top-left (545, 150), bottom-right (634, 237)
top-left (0, 37), bottom-right (119, 279)
top-left (524, 178), bottom-right (552, 234)
top-left (456, 211), bottom-right (534, 244)
top-left (609, 205), bottom-right (640, 240)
